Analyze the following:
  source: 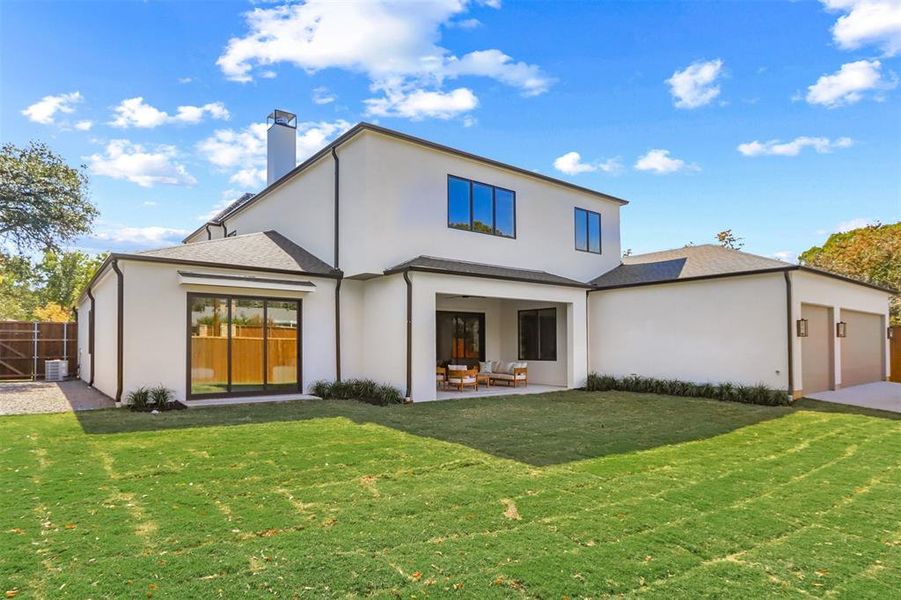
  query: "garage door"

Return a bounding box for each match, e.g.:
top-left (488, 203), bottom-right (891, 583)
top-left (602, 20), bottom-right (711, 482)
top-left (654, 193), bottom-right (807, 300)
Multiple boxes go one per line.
top-left (801, 304), bottom-right (833, 394)
top-left (840, 310), bottom-right (884, 387)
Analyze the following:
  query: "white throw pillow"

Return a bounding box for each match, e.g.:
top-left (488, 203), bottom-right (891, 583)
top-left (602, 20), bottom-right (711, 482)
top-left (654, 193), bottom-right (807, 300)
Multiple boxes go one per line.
top-left (479, 361), bottom-right (492, 373)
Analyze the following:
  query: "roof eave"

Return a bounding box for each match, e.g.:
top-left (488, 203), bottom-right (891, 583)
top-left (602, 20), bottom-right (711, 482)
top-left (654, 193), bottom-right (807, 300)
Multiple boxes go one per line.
top-left (384, 264), bottom-right (593, 289)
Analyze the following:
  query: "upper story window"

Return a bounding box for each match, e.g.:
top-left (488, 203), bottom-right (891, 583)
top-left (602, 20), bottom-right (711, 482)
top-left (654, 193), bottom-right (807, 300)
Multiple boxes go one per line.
top-left (574, 207), bottom-right (601, 254)
top-left (447, 175), bottom-right (516, 239)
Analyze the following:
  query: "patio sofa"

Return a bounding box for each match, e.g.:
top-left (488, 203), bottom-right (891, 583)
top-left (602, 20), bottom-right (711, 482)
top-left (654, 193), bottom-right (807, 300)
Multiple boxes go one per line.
top-left (482, 361), bottom-right (528, 388)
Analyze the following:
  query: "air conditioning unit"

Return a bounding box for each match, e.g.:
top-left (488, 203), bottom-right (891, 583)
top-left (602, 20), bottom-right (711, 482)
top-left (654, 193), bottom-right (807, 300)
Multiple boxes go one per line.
top-left (45, 360), bottom-right (68, 382)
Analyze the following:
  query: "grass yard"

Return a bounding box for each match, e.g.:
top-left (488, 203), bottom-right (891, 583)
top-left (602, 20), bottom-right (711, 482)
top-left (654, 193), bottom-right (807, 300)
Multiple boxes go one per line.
top-left (1, 391), bottom-right (899, 598)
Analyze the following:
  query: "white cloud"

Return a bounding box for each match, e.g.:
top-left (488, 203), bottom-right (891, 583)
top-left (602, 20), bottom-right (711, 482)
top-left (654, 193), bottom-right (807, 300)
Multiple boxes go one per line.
top-left (634, 149), bottom-right (698, 174)
top-left (822, 0), bottom-right (901, 56)
top-left (312, 86), bottom-right (336, 104)
top-left (553, 152), bottom-right (622, 175)
top-left (74, 120), bottom-right (93, 131)
top-left (365, 87), bottom-right (478, 120)
top-left (142, 201), bottom-right (157, 207)
top-left (836, 217), bottom-right (877, 232)
top-left (737, 136), bottom-right (854, 156)
top-left (666, 59), bottom-right (724, 108)
top-left (178, 77), bottom-right (193, 84)
top-left (216, 0), bottom-right (551, 120)
top-left (93, 226), bottom-right (189, 247)
top-left (449, 18), bottom-right (482, 29)
top-left (197, 119), bottom-right (352, 188)
top-left (86, 139), bottom-right (197, 188)
top-left (772, 250), bottom-right (799, 264)
top-left (21, 91), bottom-right (83, 125)
top-left (806, 59), bottom-right (897, 107)
top-left (110, 97), bottom-right (231, 128)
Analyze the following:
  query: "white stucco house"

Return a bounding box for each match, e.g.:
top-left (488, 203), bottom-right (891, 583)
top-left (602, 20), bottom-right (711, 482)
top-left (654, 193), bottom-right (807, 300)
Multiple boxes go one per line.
top-left (77, 111), bottom-right (894, 405)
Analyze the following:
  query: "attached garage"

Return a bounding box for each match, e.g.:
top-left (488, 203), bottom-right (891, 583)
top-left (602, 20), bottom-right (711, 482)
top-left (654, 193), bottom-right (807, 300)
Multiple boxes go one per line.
top-left (588, 245), bottom-right (894, 399)
top-left (840, 309), bottom-right (885, 387)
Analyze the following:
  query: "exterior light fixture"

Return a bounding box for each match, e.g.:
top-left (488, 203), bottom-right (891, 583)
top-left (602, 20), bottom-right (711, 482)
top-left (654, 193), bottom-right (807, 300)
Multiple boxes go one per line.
top-left (796, 318), bottom-right (809, 337)
top-left (836, 321), bottom-right (847, 338)
top-left (889, 327), bottom-right (895, 340)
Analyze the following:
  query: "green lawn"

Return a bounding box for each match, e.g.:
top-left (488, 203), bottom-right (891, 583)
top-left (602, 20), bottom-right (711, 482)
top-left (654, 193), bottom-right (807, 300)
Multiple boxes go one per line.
top-left (1, 391), bottom-right (899, 598)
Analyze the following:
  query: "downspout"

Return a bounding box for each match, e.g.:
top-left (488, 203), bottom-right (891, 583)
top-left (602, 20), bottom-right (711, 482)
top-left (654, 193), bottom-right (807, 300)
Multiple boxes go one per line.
top-left (87, 287), bottom-right (95, 386)
top-left (403, 271), bottom-right (412, 401)
top-left (204, 224), bottom-right (212, 240)
top-left (331, 146), bottom-right (343, 382)
top-left (784, 270), bottom-right (794, 400)
top-left (112, 259), bottom-right (124, 403)
top-left (220, 223), bottom-right (228, 237)
top-left (585, 288), bottom-right (591, 381)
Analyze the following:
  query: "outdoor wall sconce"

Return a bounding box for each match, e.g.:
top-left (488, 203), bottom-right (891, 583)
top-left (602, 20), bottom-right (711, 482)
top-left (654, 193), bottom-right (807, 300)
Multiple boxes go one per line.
top-left (889, 327), bottom-right (895, 340)
top-left (836, 321), bottom-right (847, 338)
top-left (796, 318), bottom-right (808, 337)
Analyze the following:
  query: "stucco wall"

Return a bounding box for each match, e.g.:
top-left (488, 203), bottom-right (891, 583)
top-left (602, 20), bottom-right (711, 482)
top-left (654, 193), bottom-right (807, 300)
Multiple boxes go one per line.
top-left (78, 268), bottom-right (118, 399)
top-left (81, 260), bottom-right (338, 402)
top-left (589, 273), bottom-right (789, 389)
top-left (790, 270), bottom-right (890, 392)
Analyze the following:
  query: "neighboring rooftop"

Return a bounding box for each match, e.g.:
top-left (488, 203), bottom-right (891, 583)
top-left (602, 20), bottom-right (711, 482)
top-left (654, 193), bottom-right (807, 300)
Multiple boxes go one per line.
top-left (591, 245), bottom-right (792, 289)
top-left (136, 231), bottom-right (336, 275)
top-left (385, 255), bottom-right (592, 288)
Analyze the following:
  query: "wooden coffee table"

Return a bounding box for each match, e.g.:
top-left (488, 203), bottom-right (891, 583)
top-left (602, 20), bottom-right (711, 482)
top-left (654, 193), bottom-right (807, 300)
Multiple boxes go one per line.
top-left (476, 372), bottom-right (491, 388)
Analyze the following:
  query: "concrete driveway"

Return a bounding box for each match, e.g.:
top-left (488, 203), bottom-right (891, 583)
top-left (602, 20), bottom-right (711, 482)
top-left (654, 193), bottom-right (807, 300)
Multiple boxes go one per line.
top-left (806, 382), bottom-right (901, 414)
top-left (0, 380), bottom-right (115, 416)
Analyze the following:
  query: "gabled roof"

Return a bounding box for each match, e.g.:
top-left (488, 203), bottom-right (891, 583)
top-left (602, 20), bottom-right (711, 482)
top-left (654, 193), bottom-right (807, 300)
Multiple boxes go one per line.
top-left (184, 122), bottom-right (630, 242)
top-left (385, 255), bottom-right (592, 288)
top-left (591, 244), bottom-right (896, 293)
top-left (136, 231), bottom-right (337, 276)
top-left (591, 245), bottom-right (790, 289)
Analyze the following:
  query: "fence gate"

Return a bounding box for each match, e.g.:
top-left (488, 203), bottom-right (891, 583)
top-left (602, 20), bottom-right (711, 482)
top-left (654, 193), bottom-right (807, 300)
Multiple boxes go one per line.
top-left (0, 321), bottom-right (77, 380)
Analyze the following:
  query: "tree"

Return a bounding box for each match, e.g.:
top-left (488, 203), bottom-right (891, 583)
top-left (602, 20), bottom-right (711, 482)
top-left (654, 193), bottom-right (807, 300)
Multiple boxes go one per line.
top-left (0, 141), bottom-right (97, 254)
top-left (35, 249), bottom-right (106, 310)
top-left (715, 229), bottom-right (744, 250)
top-left (33, 302), bottom-right (72, 323)
top-left (799, 222), bottom-right (900, 324)
top-left (0, 255), bottom-right (37, 320)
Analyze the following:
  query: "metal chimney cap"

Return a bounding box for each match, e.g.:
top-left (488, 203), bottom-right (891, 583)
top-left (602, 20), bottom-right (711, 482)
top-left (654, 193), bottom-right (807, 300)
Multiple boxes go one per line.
top-left (267, 109), bottom-right (297, 129)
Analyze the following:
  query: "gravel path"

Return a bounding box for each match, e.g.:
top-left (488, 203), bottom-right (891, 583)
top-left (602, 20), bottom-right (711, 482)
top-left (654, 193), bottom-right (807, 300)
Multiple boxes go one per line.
top-left (0, 380), bottom-right (115, 415)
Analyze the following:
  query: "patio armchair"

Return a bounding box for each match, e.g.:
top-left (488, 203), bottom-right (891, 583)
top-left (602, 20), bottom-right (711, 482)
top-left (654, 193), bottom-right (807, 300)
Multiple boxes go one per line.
top-left (436, 366), bottom-right (447, 390)
top-left (446, 365), bottom-right (479, 392)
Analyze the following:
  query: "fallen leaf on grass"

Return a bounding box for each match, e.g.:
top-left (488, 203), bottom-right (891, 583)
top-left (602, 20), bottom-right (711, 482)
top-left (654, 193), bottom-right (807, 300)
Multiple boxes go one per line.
top-left (411, 571), bottom-right (422, 582)
top-left (815, 569), bottom-right (828, 577)
top-left (64, 524), bottom-right (77, 530)
top-left (8, 529), bottom-right (24, 535)
top-left (500, 499), bottom-right (521, 520)
top-left (7, 590), bottom-right (19, 598)
top-left (258, 529), bottom-right (279, 538)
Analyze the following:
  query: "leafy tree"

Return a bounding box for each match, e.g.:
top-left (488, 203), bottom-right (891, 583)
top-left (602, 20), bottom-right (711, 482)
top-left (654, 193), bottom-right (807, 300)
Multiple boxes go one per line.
top-left (35, 249), bottom-right (106, 310)
top-left (33, 302), bottom-right (72, 323)
top-left (715, 229), bottom-right (744, 250)
top-left (799, 222), bottom-right (900, 324)
top-left (0, 141), bottom-right (97, 254)
top-left (0, 255), bottom-right (38, 320)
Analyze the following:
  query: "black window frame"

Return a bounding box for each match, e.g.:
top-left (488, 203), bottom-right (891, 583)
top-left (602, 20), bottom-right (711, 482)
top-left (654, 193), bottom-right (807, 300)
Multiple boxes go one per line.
top-left (518, 307), bottom-right (557, 361)
top-left (436, 310), bottom-right (486, 365)
top-left (447, 174), bottom-right (517, 239)
top-left (574, 207), bottom-right (602, 254)
top-left (186, 292), bottom-right (302, 400)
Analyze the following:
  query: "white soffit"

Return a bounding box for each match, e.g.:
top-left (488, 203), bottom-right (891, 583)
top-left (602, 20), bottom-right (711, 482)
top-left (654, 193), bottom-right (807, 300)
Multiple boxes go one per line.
top-left (177, 271), bottom-right (316, 293)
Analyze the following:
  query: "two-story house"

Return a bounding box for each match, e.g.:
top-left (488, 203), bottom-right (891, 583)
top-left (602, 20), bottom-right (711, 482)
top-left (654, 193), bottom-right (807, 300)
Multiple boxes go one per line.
top-left (77, 111), bottom-right (893, 406)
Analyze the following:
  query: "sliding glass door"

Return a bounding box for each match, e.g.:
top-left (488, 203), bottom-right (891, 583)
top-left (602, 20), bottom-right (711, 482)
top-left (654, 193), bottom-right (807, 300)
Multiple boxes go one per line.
top-left (189, 294), bottom-right (301, 398)
top-left (436, 311), bottom-right (485, 365)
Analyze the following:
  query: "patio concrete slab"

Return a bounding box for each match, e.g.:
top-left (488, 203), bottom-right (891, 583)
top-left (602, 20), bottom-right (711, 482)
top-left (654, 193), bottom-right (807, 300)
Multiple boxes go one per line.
top-left (806, 382), bottom-right (901, 413)
top-left (435, 384), bottom-right (565, 402)
top-left (0, 380), bottom-right (115, 416)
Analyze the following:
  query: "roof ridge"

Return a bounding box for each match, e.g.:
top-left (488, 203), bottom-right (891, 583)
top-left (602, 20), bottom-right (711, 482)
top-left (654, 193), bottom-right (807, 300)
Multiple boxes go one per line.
top-left (142, 230), bottom-right (268, 254)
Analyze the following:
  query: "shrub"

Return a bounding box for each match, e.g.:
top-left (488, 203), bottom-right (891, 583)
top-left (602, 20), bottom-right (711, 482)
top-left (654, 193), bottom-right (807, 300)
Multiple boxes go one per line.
top-left (584, 372), bottom-right (790, 406)
top-left (126, 386), bottom-right (149, 409)
top-left (312, 379), bottom-right (404, 406)
top-left (149, 386), bottom-right (174, 409)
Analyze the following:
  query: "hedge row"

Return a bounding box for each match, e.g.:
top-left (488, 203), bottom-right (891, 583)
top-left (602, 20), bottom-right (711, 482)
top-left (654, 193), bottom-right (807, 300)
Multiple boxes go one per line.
top-left (311, 379), bottom-right (405, 406)
top-left (585, 373), bottom-right (791, 406)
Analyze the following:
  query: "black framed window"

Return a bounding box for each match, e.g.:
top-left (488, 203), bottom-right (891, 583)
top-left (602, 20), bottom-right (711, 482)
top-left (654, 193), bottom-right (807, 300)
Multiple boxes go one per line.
top-left (574, 207), bottom-right (602, 254)
top-left (188, 293), bottom-right (301, 398)
top-left (518, 308), bottom-right (557, 361)
top-left (447, 175), bottom-right (516, 238)
top-left (436, 311), bottom-right (485, 365)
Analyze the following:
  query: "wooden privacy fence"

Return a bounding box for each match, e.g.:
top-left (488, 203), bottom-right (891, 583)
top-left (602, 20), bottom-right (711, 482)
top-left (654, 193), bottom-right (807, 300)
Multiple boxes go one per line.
top-left (0, 321), bottom-right (77, 380)
top-left (891, 326), bottom-right (901, 383)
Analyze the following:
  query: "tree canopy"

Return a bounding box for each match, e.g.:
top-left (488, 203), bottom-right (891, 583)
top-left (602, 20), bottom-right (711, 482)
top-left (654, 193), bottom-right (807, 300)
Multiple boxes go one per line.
top-left (0, 141), bottom-right (97, 254)
top-left (799, 222), bottom-right (900, 324)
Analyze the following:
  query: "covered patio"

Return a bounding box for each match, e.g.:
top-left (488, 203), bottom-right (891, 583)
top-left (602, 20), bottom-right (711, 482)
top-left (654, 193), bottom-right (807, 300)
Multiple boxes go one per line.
top-left (436, 383), bottom-right (565, 401)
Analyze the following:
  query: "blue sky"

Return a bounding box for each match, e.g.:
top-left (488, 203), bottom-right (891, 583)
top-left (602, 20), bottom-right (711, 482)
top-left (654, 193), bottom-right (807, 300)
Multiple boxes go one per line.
top-left (1, 0), bottom-right (898, 261)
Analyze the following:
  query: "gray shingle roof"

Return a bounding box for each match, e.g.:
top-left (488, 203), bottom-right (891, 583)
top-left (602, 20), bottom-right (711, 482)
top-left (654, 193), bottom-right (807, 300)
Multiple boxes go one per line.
top-left (386, 255), bottom-right (592, 288)
top-left (591, 245), bottom-right (792, 289)
top-left (136, 231), bottom-right (336, 275)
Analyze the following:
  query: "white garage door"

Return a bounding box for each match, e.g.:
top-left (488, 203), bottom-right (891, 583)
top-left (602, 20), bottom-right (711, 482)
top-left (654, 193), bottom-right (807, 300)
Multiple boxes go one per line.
top-left (801, 304), bottom-right (833, 394)
top-left (840, 310), bottom-right (884, 387)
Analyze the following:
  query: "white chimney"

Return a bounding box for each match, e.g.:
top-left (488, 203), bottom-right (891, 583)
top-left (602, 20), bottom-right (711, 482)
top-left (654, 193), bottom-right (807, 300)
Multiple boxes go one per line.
top-left (267, 109), bottom-right (297, 186)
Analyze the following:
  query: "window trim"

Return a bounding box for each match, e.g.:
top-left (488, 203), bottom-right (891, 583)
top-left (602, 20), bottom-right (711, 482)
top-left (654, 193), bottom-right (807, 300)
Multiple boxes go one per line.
top-left (447, 174), bottom-right (517, 239)
top-left (185, 292), bottom-right (303, 400)
top-left (517, 307), bottom-right (557, 361)
top-left (574, 207), bottom-right (602, 255)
